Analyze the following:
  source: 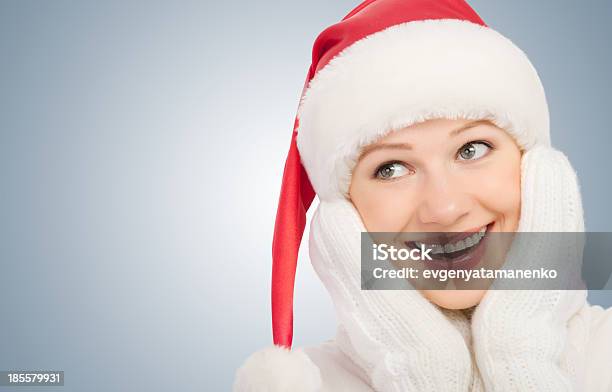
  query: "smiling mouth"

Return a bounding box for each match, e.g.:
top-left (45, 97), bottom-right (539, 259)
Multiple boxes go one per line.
top-left (404, 223), bottom-right (493, 261)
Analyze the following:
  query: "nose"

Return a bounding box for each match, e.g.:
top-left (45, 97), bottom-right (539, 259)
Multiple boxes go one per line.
top-left (416, 171), bottom-right (472, 228)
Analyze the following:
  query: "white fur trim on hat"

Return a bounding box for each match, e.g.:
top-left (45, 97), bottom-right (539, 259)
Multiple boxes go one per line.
top-left (296, 19), bottom-right (550, 200)
top-left (233, 345), bottom-right (322, 392)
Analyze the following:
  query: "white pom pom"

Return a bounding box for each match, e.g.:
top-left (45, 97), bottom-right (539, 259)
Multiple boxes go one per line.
top-left (233, 345), bottom-right (322, 392)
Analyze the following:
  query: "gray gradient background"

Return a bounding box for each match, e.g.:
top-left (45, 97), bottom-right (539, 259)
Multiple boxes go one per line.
top-left (0, 1), bottom-right (610, 391)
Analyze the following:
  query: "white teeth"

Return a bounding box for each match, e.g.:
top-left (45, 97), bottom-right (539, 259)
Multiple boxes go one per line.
top-left (465, 236), bottom-right (474, 248)
top-left (416, 226), bottom-right (488, 254)
top-left (432, 244), bottom-right (444, 254)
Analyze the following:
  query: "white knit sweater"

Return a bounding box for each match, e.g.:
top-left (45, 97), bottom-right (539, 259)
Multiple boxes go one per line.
top-left (297, 303), bottom-right (612, 391)
top-left (234, 301), bottom-right (612, 391)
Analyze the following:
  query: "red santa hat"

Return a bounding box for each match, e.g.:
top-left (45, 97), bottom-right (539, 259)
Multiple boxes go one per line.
top-left (272, 0), bottom-right (549, 348)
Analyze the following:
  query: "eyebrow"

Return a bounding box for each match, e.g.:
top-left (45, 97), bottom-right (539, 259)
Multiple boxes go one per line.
top-left (358, 142), bottom-right (413, 161)
top-left (449, 119), bottom-right (493, 136)
top-left (358, 120), bottom-right (493, 161)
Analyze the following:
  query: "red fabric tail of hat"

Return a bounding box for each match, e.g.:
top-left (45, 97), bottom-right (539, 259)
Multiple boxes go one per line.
top-left (272, 118), bottom-right (316, 348)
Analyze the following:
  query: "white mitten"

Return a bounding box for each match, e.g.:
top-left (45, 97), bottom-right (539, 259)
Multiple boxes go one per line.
top-left (310, 198), bottom-right (481, 391)
top-left (471, 146), bottom-right (588, 391)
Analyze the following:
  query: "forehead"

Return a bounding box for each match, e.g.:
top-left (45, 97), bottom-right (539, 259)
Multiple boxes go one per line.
top-left (377, 118), bottom-right (495, 144)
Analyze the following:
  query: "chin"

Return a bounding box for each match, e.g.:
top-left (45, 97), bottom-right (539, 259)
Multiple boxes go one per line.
top-left (421, 289), bottom-right (487, 309)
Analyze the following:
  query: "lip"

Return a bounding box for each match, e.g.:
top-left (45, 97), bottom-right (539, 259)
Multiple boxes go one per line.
top-left (408, 224), bottom-right (489, 246)
top-left (405, 222), bottom-right (494, 271)
top-left (404, 223), bottom-right (491, 245)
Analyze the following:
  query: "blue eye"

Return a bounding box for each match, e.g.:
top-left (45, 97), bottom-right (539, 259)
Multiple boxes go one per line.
top-left (375, 162), bottom-right (411, 180)
top-left (457, 141), bottom-right (492, 161)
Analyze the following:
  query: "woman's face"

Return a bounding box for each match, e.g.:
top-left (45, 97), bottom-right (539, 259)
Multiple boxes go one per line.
top-left (349, 118), bottom-right (522, 309)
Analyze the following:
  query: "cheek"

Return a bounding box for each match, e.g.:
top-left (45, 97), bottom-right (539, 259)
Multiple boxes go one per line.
top-left (468, 155), bottom-right (521, 220)
top-left (352, 183), bottom-right (418, 232)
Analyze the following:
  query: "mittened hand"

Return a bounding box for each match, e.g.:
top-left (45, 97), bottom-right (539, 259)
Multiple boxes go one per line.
top-left (471, 146), bottom-right (588, 391)
top-left (310, 199), bottom-right (480, 391)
